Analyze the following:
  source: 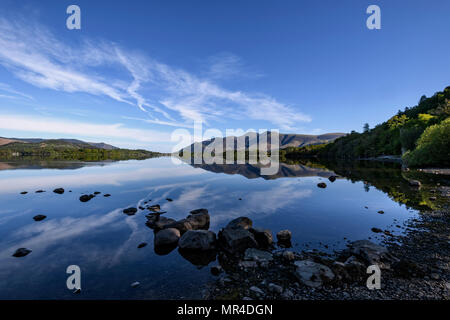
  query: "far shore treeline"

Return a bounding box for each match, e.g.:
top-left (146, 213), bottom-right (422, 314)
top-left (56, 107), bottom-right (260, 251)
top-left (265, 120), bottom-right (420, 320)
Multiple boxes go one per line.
top-left (282, 86), bottom-right (450, 168)
top-left (0, 140), bottom-right (162, 161)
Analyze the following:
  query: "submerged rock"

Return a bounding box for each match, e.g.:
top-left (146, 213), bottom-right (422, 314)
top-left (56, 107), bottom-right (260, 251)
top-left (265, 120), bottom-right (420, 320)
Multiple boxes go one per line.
top-left (123, 207), bottom-right (138, 216)
top-left (178, 247), bottom-right (217, 266)
top-left (294, 260), bottom-right (335, 288)
top-left (53, 188), bottom-right (64, 194)
top-left (33, 214), bottom-right (47, 221)
top-left (12, 248), bottom-right (32, 257)
top-left (178, 230), bottom-right (216, 251)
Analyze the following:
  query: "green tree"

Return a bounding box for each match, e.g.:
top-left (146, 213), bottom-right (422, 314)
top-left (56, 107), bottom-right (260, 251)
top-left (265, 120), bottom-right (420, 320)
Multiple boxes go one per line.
top-left (363, 123), bottom-right (370, 133)
top-left (403, 117), bottom-right (450, 167)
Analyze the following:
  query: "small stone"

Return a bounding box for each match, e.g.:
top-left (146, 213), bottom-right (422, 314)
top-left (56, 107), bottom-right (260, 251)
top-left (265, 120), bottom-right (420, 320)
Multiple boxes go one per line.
top-left (282, 250), bottom-right (295, 261)
top-left (317, 182), bottom-right (327, 188)
top-left (93, 191), bottom-right (101, 195)
top-left (20, 191), bottom-right (27, 195)
top-left (131, 281), bottom-right (140, 288)
top-left (35, 190), bottom-right (45, 193)
top-left (33, 214), bottom-right (47, 221)
top-left (408, 179), bottom-right (421, 187)
top-left (378, 210), bottom-right (384, 214)
top-left (53, 188), bottom-right (64, 194)
top-left (328, 175), bottom-right (337, 182)
top-left (244, 248), bottom-right (273, 262)
top-left (103, 194), bottom-right (111, 197)
top-left (137, 242), bottom-right (147, 248)
top-left (430, 273), bottom-right (440, 280)
top-left (12, 248), bottom-right (32, 257)
top-left (123, 207), bottom-right (138, 215)
top-left (268, 283), bottom-right (283, 294)
top-left (371, 227), bottom-right (383, 233)
top-left (79, 194), bottom-right (94, 202)
top-left (166, 198), bottom-right (173, 202)
top-left (239, 261), bottom-right (258, 269)
top-left (249, 286), bottom-right (264, 296)
top-left (210, 266), bottom-right (223, 276)
top-left (276, 230), bottom-right (292, 242)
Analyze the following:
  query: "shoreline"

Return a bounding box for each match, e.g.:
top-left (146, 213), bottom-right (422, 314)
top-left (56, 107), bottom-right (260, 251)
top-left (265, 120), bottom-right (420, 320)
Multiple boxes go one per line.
top-left (203, 196), bottom-right (449, 300)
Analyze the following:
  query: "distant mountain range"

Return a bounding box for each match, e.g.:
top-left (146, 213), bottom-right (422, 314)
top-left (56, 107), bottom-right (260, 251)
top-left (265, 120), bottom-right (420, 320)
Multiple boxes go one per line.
top-left (0, 137), bottom-right (118, 150)
top-left (180, 132), bottom-right (346, 153)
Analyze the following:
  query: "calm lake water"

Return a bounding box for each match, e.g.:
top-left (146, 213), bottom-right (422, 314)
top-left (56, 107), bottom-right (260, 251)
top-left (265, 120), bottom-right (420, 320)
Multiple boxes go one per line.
top-left (0, 157), bottom-right (423, 299)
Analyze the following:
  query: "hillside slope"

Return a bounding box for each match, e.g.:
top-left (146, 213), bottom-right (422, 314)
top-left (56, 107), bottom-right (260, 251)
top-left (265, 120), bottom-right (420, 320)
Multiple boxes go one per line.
top-left (284, 86), bottom-right (449, 168)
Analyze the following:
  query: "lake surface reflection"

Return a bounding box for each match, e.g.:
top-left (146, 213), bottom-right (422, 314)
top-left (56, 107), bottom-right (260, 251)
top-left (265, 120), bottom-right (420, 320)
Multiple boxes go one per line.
top-left (0, 157), bottom-right (422, 299)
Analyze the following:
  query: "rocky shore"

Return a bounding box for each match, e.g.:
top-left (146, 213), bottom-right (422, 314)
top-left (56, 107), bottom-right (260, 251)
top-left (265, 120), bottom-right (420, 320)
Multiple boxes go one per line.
top-left (141, 192), bottom-right (449, 300)
top-left (203, 208), bottom-right (449, 300)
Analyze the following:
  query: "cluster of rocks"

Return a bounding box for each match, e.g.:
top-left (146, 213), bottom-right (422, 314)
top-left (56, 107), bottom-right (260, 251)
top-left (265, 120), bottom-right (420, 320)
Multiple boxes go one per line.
top-left (205, 207), bottom-right (450, 300)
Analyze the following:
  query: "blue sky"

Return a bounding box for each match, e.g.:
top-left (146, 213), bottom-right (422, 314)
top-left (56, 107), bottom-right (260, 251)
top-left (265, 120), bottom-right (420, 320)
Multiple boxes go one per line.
top-left (0, 0), bottom-right (448, 152)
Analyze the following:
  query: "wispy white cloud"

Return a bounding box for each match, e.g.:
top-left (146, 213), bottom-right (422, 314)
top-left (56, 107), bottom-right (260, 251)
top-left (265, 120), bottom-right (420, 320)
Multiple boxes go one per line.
top-left (0, 114), bottom-right (174, 144)
top-left (0, 15), bottom-right (311, 132)
top-left (0, 82), bottom-right (34, 101)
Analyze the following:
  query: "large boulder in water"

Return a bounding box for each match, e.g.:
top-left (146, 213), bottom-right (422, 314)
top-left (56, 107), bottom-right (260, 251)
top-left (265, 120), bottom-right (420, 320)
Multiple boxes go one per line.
top-left (249, 228), bottom-right (273, 248)
top-left (154, 228), bottom-right (180, 246)
top-left (185, 209), bottom-right (210, 230)
top-left (146, 216), bottom-right (176, 230)
top-left (218, 226), bottom-right (258, 254)
top-left (226, 217), bottom-right (253, 230)
top-left (178, 230), bottom-right (217, 251)
top-left (163, 219), bottom-right (193, 234)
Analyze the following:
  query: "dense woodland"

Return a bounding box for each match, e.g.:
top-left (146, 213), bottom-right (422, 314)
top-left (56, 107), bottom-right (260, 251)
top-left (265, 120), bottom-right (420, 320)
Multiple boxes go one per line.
top-left (0, 140), bottom-right (161, 161)
top-left (283, 86), bottom-right (450, 167)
